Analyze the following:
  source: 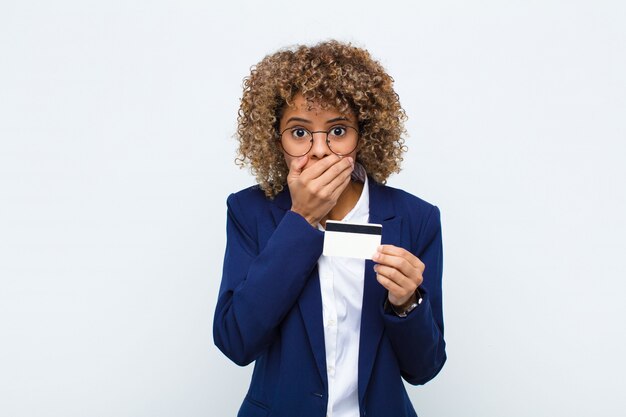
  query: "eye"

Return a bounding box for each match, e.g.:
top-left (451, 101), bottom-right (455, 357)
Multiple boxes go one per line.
top-left (291, 128), bottom-right (309, 139)
top-left (330, 126), bottom-right (347, 137)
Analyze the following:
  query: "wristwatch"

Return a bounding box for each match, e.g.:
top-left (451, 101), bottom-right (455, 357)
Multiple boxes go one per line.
top-left (387, 289), bottom-right (423, 318)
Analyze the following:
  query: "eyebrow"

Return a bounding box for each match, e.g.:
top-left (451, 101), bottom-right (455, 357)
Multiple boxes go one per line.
top-left (284, 116), bottom-right (352, 125)
top-left (284, 117), bottom-right (312, 124)
top-left (326, 117), bottom-right (351, 124)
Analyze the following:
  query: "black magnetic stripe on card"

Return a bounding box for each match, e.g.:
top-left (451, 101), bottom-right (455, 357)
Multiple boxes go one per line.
top-left (325, 222), bottom-right (382, 235)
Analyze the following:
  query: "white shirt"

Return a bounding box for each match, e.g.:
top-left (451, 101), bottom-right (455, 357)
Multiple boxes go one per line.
top-left (317, 169), bottom-right (369, 417)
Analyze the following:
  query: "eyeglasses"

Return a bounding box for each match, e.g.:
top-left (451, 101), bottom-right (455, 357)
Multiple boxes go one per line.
top-left (278, 125), bottom-right (359, 157)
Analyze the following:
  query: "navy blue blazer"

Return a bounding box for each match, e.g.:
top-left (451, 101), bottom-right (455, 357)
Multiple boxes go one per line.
top-left (213, 178), bottom-right (446, 417)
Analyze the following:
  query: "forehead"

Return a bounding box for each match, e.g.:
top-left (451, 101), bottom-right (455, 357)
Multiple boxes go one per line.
top-left (281, 94), bottom-right (356, 120)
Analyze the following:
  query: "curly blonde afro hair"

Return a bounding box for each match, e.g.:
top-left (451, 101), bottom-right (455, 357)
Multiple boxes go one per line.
top-left (236, 40), bottom-right (408, 198)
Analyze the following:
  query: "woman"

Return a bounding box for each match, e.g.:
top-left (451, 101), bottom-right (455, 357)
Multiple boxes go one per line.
top-left (213, 40), bottom-right (446, 417)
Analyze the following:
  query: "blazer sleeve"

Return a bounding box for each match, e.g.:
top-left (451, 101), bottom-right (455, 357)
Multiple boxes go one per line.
top-left (213, 192), bottom-right (324, 366)
top-left (380, 205), bottom-right (447, 385)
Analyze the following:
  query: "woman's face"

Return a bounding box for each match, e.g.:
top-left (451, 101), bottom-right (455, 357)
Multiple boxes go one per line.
top-left (278, 94), bottom-right (359, 171)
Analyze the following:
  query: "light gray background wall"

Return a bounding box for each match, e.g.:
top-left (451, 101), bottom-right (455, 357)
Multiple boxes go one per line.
top-left (1, 1), bottom-right (625, 416)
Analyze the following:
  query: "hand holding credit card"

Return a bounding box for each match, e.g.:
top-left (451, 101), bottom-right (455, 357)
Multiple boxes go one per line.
top-left (323, 220), bottom-right (382, 259)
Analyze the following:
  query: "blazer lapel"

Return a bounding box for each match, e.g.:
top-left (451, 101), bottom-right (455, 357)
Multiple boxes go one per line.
top-left (270, 189), bottom-right (329, 387)
top-left (270, 188), bottom-right (291, 226)
top-left (358, 179), bottom-right (403, 405)
top-left (298, 267), bottom-right (329, 389)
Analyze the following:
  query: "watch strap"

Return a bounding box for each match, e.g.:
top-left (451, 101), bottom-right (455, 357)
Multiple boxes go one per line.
top-left (386, 289), bottom-right (423, 318)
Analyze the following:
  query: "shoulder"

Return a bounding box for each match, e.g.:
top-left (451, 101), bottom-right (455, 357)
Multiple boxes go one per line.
top-left (370, 180), bottom-right (441, 246)
top-left (226, 184), bottom-right (273, 220)
top-left (226, 184), bottom-right (287, 227)
top-left (371, 180), bottom-right (439, 219)
top-left (227, 184), bottom-right (270, 208)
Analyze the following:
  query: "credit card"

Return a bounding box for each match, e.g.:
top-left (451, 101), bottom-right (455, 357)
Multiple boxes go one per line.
top-left (322, 220), bottom-right (383, 260)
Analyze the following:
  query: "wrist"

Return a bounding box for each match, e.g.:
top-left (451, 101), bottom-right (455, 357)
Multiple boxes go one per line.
top-left (386, 288), bottom-right (423, 318)
top-left (390, 292), bottom-right (417, 310)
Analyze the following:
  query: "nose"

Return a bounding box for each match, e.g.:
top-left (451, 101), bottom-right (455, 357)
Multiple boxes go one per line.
top-left (309, 131), bottom-right (332, 159)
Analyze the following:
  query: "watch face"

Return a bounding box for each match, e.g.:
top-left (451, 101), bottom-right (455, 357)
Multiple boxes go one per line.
top-left (400, 302), bottom-right (419, 317)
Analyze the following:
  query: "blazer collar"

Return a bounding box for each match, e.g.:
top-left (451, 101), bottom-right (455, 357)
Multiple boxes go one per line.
top-left (367, 177), bottom-right (395, 222)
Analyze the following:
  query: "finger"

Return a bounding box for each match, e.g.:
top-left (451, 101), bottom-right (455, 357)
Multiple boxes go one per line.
top-left (376, 245), bottom-right (423, 271)
top-left (374, 264), bottom-right (416, 288)
top-left (373, 251), bottom-right (420, 279)
top-left (299, 156), bottom-right (351, 198)
top-left (288, 155), bottom-right (309, 175)
top-left (299, 154), bottom-right (342, 180)
top-left (316, 156), bottom-right (354, 186)
top-left (376, 269), bottom-right (419, 304)
top-left (328, 172), bottom-right (353, 203)
top-left (325, 162), bottom-right (354, 196)
top-left (376, 272), bottom-right (409, 297)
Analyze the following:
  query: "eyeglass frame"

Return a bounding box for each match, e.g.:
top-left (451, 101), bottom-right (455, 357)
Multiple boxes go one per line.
top-left (277, 125), bottom-right (360, 157)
